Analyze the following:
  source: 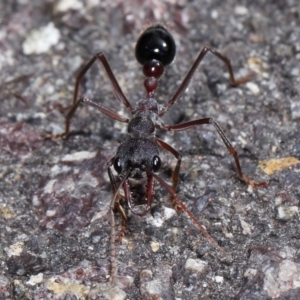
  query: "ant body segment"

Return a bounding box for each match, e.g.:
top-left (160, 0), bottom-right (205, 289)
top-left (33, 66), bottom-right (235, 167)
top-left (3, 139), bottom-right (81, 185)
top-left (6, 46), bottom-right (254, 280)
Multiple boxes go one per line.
top-left (47, 25), bottom-right (268, 284)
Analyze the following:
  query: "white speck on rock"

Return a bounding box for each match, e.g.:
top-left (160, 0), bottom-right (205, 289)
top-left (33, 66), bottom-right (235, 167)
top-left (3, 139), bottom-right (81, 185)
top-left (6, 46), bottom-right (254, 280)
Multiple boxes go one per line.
top-left (290, 67), bottom-right (299, 77)
top-left (146, 206), bottom-right (176, 227)
top-left (62, 151), bottom-right (97, 162)
top-left (50, 165), bottom-right (60, 176)
top-left (162, 206), bottom-right (176, 220)
top-left (247, 184), bottom-right (254, 194)
top-left (22, 22), bottom-right (60, 55)
top-left (276, 206), bottom-right (298, 221)
top-left (146, 214), bottom-right (164, 227)
top-left (46, 209), bottom-right (57, 217)
top-left (43, 179), bottom-right (57, 194)
top-left (54, 0), bottom-right (84, 13)
top-left (169, 245), bottom-right (180, 255)
top-left (32, 195), bottom-right (41, 207)
top-left (214, 276), bottom-right (224, 283)
top-left (200, 163), bottom-right (210, 171)
top-left (185, 258), bottom-right (208, 273)
top-left (290, 101), bottom-right (300, 120)
top-left (234, 6), bottom-right (249, 15)
top-left (0, 47), bottom-right (14, 68)
top-left (5, 241), bottom-right (24, 257)
top-left (27, 273), bottom-right (44, 286)
top-left (239, 217), bottom-right (252, 235)
top-left (211, 10), bottom-right (218, 19)
top-left (150, 241), bottom-right (160, 252)
top-left (246, 82), bottom-right (260, 95)
top-left (244, 268), bottom-right (258, 278)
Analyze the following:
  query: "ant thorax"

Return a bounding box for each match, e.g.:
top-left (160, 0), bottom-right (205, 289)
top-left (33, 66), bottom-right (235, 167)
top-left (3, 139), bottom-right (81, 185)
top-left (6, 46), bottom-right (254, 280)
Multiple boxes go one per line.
top-left (134, 98), bottom-right (159, 114)
top-left (131, 97), bottom-right (165, 135)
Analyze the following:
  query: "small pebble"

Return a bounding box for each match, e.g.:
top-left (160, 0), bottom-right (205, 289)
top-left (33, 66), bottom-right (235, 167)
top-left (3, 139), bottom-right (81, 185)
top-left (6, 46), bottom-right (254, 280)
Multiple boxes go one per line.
top-left (62, 151), bottom-right (97, 162)
top-left (185, 258), bottom-right (208, 273)
top-left (150, 241), bottom-right (160, 252)
top-left (246, 82), bottom-right (260, 95)
top-left (214, 276), bottom-right (224, 283)
top-left (54, 0), bottom-right (83, 13)
top-left (291, 101), bottom-right (300, 120)
top-left (27, 273), bottom-right (44, 286)
top-left (22, 22), bottom-right (60, 55)
top-left (234, 6), bottom-right (248, 16)
top-left (276, 206), bottom-right (298, 221)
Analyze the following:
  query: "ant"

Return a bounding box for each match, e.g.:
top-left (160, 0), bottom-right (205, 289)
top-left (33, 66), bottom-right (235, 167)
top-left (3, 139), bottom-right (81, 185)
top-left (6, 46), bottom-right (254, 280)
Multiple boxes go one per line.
top-left (46, 25), bottom-right (268, 284)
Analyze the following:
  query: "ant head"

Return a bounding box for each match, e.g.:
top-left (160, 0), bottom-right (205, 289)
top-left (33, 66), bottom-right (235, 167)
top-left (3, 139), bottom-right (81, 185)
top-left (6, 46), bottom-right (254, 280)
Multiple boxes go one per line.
top-left (113, 138), bottom-right (161, 178)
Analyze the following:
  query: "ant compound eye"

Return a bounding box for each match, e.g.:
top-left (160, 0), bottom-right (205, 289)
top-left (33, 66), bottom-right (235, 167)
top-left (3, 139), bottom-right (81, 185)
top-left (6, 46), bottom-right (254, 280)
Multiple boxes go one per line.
top-left (152, 155), bottom-right (161, 172)
top-left (113, 157), bottom-right (122, 174)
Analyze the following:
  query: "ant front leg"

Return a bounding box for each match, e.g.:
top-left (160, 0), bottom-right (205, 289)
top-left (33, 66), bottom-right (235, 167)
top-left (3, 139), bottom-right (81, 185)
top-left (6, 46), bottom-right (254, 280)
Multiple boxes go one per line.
top-left (46, 52), bottom-right (132, 139)
top-left (163, 119), bottom-right (268, 188)
top-left (107, 165), bottom-right (131, 285)
top-left (107, 159), bottom-right (128, 242)
top-left (160, 46), bottom-right (253, 116)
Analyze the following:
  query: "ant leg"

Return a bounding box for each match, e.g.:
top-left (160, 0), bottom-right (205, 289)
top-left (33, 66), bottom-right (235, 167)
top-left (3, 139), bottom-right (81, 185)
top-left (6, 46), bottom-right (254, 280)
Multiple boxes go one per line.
top-left (46, 96), bottom-right (129, 139)
top-left (108, 160), bottom-right (128, 242)
top-left (145, 169), bottom-right (226, 254)
top-left (107, 164), bottom-right (131, 285)
top-left (72, 52), bottom-right (133, 109)
top-left (160, 46), bottom-right (253, 116)
top-left (163, 119), bottom-right (268, 188)
top-left (115, 205), bottom-right (127, 242)
top-left (155, 137), bottom-right (182, 196)
top-left (82, 97), bottom-right (130, 124)
top-left (47, 52), bottom-right (133, 138)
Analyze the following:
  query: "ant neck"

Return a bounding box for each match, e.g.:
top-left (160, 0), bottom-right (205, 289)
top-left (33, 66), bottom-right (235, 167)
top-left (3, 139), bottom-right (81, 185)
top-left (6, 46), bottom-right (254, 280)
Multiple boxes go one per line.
top-left (143, 60), bottom-right (164, 98)
top-left (144, 77), bottom-right (158, 98)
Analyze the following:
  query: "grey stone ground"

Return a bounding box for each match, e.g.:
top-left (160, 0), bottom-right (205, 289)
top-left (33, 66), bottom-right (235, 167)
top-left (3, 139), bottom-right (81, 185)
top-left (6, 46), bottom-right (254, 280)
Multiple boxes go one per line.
top-left (0, 0), bottom-right (300, 299)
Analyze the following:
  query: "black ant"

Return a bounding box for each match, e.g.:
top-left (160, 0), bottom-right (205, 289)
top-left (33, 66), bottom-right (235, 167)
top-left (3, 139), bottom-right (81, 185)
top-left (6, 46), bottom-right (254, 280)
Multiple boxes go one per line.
top-left (46, 25), bottom-right (268, 284)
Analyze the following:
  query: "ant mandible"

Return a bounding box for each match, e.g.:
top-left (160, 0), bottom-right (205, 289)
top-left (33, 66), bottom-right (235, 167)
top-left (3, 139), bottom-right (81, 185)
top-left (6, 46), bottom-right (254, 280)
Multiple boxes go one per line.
top-left (47, 25), bottom-right (268, 284)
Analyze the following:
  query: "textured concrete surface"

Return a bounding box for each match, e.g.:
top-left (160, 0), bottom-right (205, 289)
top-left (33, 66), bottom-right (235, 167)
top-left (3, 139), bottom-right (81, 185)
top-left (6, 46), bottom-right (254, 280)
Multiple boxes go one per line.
top-left (0, 0), bottom-right (300, 299)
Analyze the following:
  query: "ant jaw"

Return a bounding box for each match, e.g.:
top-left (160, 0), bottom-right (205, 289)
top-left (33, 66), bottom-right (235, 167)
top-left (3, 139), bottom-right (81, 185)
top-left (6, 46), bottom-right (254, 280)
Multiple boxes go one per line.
top-left (128, 200), bottom-right (151, 216)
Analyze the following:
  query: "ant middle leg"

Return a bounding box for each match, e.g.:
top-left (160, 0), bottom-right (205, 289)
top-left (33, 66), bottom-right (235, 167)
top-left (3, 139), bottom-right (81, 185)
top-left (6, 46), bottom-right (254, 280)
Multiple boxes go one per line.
top-left (160, 46), bottom-right (253, 116)
top-left (46, 52), bottom-right (132, 139)
top-left (163, 118), bottom-right (268, 188)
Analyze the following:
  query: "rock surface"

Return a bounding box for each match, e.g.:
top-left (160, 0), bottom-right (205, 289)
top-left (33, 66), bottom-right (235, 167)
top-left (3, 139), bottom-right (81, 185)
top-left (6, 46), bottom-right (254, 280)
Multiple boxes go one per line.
top-left (0, 0), bottom-right (300, 299)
